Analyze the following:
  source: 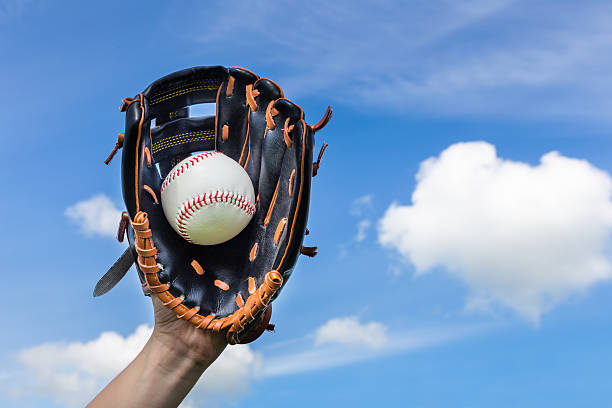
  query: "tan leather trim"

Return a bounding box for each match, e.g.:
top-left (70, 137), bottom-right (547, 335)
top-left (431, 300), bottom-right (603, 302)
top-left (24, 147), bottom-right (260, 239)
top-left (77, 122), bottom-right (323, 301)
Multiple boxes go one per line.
top-left (143, 146), bottom-right (152, 166)
top-left (246, 84), bottom-right (258, 111)
top-left (249, 243), bottom-right (258, 262)
top-left (300, 245), bottom-right (318, 257)
top-left (178, 307), bottom-right (199, 321)
top-left (235, 294), bottom-right (245, 307)
top-left (226, 76), bottom-right (235, 97)
top-left (163, 296), bottom-right (184, 309)
top-left (214, 82), bottom-right (222, 152)
top-left (142, 184), bottom-right (159, 204)
top-left (132, 94), bottom-right (145, 212)
top-left (197, 314), bottom-right (215, 329)
top-left (311, 105), bottom-right (333, 132)
top-left (222, 124), bottom-right (229, 141)
top-left (214, 280), bottom-right (230, 291)
top-left (276, 120), bottom-right (307, 269)
top-left (248, 277), bottom-right (256, 294)
top-left (244, 144), bottom-right (251, 168)
top-left (104, 132), bottom-right (124, 165)
top-left (313, 143), bottom-right (329, 177)
top-left (283, 117), bottom-right (293, 148)
top-left (274, 218), bottom-right (288, 245)
top-left (265, 101), bottom-right (277, 130)
top-left (288, 169), bottom-right (295, 197)
top-left (191, 260), bottom-right (204, 275)
top-left (239, 110), bottom-right (251, 166)
top-left (264, 178), bottom-right (280, 226)
top-left (117, 211), bottom-right (129, 243)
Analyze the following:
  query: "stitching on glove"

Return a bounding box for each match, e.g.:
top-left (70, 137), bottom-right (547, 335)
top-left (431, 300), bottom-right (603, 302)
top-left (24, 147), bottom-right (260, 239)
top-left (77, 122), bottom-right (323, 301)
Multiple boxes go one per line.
top-left (152, 130), bottom-right (214, 155)
top-left (175, 191), bottom-right (256, 243)
top-left (149, 80), bottom-right (221, 105)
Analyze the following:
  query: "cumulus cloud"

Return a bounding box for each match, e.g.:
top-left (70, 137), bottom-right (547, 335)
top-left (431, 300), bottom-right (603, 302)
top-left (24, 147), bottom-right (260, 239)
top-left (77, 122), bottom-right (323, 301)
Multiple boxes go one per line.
top-left (65, 194), bottom-right (122, 238)
top-left (5, 324), bottom-right (261, 407)
top-left (315, 316), bottom-right (388, 349)
top-left (378, 141), bottom-right (612, 322)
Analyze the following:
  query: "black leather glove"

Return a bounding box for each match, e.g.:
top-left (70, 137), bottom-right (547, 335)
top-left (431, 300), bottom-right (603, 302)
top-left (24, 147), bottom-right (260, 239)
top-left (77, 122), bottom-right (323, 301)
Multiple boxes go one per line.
top-left (98, 66), bottom-right (331, 344)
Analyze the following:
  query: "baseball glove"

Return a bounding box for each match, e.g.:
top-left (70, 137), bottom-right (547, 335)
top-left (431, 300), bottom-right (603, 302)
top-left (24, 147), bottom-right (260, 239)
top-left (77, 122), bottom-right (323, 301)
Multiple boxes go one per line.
top-left (97, 66), bottom-right (332, 344)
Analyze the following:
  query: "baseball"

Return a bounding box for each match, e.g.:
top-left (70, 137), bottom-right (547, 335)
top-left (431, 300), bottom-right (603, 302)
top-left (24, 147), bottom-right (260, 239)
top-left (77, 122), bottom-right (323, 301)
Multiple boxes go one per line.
top-left (160, 152), bottom-right (256, 245)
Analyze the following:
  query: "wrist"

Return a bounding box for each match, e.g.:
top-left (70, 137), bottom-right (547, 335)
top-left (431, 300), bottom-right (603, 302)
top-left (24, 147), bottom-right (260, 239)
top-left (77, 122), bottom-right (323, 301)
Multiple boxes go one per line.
top-left (149, 328), bottom-right (215, 372)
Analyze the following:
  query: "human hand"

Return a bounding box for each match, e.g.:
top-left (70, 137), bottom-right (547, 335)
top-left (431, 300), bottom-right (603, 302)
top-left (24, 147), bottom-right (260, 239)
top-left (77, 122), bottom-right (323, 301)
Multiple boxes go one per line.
top-left (149, 295), bottom-right (228, 368)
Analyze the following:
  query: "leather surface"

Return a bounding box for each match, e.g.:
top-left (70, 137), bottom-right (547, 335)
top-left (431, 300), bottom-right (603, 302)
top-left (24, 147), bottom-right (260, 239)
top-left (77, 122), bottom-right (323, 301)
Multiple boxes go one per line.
top-left (120, 66), bottom-right (316, 339)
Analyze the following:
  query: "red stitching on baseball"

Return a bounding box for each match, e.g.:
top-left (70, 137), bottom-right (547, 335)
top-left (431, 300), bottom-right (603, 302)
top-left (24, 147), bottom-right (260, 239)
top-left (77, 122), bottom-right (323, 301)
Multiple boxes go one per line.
top-left (175, 192), bottom-right (256, 243)
top-left (160, 151), bottom-right (222, 193)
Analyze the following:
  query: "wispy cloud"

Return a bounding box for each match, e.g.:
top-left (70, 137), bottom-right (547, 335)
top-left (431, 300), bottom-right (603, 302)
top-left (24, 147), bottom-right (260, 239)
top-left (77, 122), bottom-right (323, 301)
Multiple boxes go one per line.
top-left (350, 195), bottom-right (373, 217)
top-left (379, 141), bottom-right (612, 322)
top-left (355, 219), bottom-right (372, 242)
top-left (65, 194), bottom-right (122, 239)
top-left (261, 320), bottom-right (486, 378)
top-left (184, 0), bottom-right (612, 118)
top-left (0, 0), bottom-right (36, 23)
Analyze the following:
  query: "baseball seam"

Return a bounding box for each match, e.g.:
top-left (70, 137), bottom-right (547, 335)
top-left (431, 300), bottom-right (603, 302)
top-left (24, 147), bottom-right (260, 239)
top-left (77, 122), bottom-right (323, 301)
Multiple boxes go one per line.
top-left (160, 151), bottom-right (222, 193)
top-left (176, 191), bottom-right (256, 243)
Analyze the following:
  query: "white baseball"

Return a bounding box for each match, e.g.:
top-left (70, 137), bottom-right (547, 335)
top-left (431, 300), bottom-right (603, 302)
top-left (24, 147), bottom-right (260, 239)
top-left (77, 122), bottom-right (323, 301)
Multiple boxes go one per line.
top-left (160, 152), bottom-right (256, 245)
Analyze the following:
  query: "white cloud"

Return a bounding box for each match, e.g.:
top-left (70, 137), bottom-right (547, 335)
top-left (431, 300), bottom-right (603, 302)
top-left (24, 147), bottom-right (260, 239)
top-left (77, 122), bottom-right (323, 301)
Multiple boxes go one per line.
top-left (315, 316), bottom-right (387, 349)
top-left (5, 324), bottom-right (261, 407)
top-left (379, 141), bottom-right (612, 322)
top-left (65, 194), bottom-right (122, 238)
top-left (262, 321), bottom-right (486, 377)
top-left (350, 194), bottom-right (373, 217)
top-left (355, 219), bottom-right (371, 242)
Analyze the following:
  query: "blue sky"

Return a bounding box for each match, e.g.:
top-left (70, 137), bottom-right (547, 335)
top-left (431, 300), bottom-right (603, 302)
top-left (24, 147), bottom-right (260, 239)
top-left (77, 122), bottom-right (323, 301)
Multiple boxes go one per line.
top-left (2, 0), bottom-right (612, 406)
